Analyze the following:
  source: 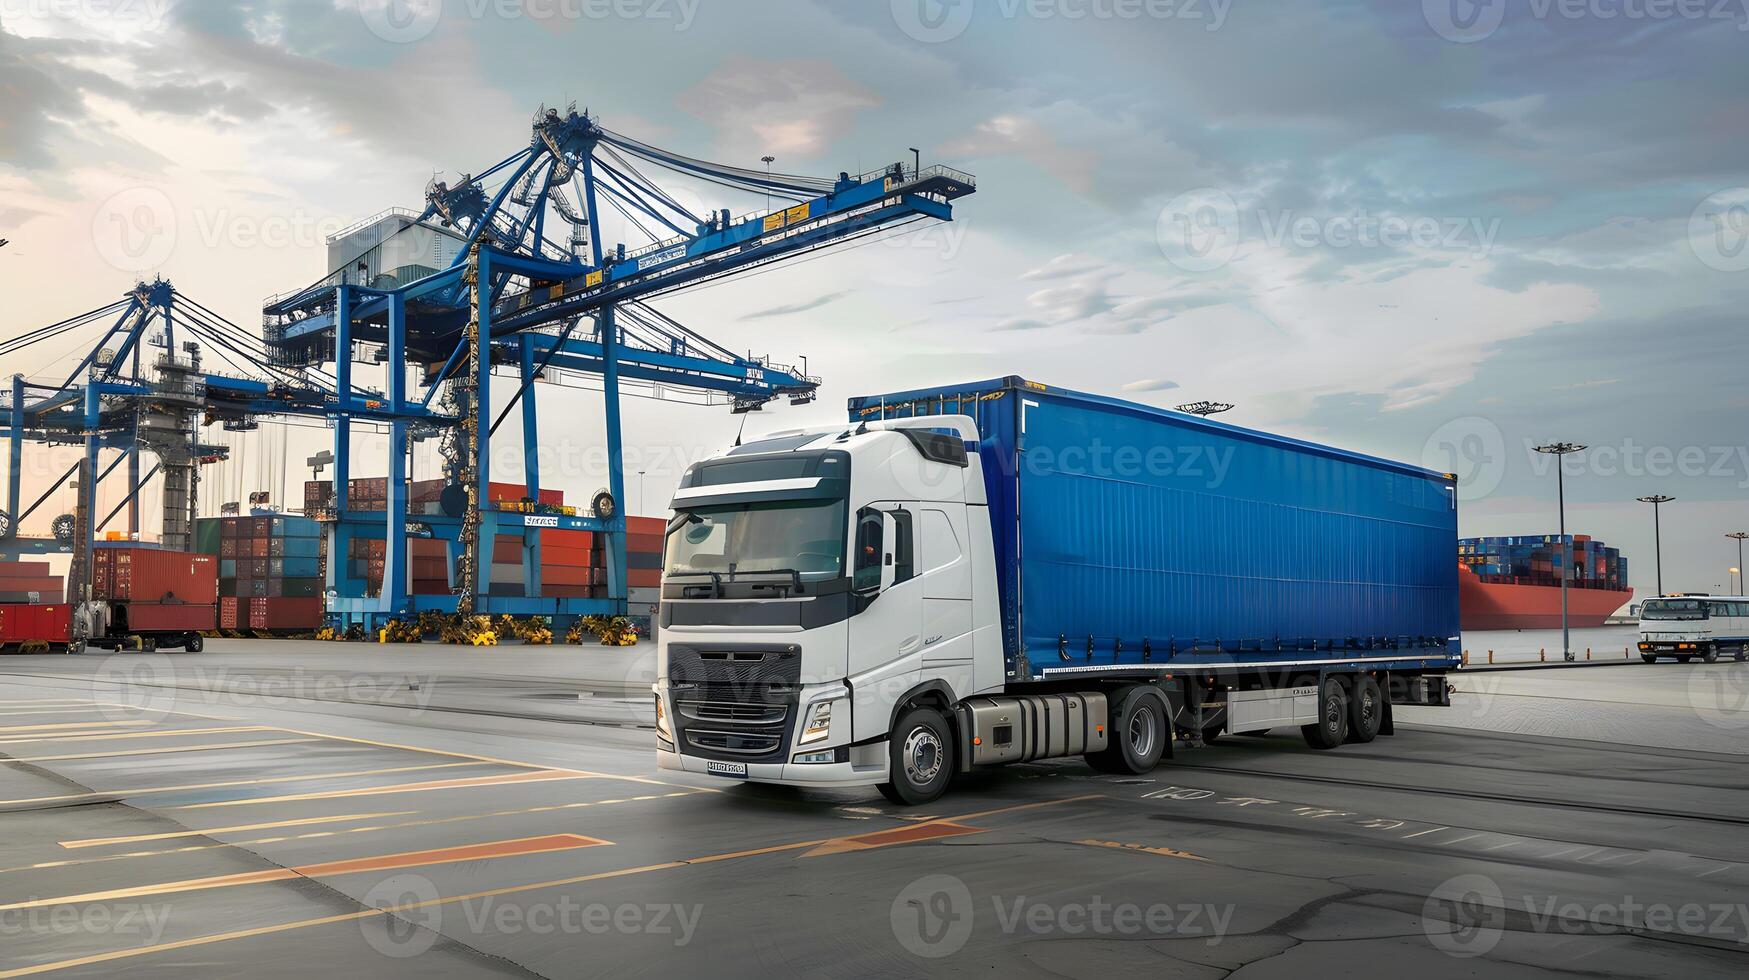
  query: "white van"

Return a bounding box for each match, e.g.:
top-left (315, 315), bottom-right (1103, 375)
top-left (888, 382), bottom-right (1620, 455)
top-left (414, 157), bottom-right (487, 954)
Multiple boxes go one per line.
top-left (1637, 596), bottom-right (1749, 663)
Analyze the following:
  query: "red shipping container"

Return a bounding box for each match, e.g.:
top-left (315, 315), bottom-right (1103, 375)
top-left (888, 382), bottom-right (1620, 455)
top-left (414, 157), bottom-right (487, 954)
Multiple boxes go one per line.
top-left (628, 568), bottom-right (661, 589)
top-left (412, 557), bottom-right (448, 578)
top-left (0, 560), bottom-right (53, 578)
top-left (628, 532), bottom-right (664, 555)
top-left (219, 539), bottom-right (239, 558)
top-left (0, 604), bottom-right (73, 644)
top-left (411, 580), bottom-right (451, 596)
top-left (627, 516), bottom-right (665, 536)
top-left (248, 597), bottom-right (322, 630)
top-left (409, 539), bottom-right (447, 559)
top-left (94, 550), bottom-right (218, 604)
top-left (124, 603), bottom-right (216, 632)
top-left (219, 597), bottom-right (240, 630)
top-left (487, 482), bottom-right (563, 506)
top-left (539, 545), bottom-right (594, 567)
top-left (540, 565), bottom-right (599, 587)
top-left (0, 577), bottom-right (65, 596)
top-left (541, 528), bottom-right (594, 548)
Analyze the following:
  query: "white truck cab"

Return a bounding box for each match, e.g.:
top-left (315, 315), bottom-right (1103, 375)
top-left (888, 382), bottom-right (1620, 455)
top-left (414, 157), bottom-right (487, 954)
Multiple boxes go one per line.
top-left (653, 417), bottom-right (1008, 801)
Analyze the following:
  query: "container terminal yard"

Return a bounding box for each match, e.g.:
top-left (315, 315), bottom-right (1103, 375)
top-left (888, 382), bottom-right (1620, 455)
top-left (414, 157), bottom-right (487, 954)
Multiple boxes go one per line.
top-left (3, 7), bottom-right (1748, 979)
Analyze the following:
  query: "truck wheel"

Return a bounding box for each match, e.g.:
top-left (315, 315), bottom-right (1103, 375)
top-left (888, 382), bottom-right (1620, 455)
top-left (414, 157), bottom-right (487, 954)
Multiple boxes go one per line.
top-left (1702, 644), bottom-right (1719, 664)
top-left (1200, 725), bottom-right (1223, 745)
top-left (185, 634), bottom-right (204, 653)
top-left (1302, 678), bottom-right (1350, 750)
top-left (1736, 645), bottom-right (1747, 662)
top-left (1640, 654), bottom-right (1658, 664)
top-left (1347, 675), bottom-right (1383, 744)
top-left (879, 705), bottom-right (954, 806)
top-left (1085, 690), bottom-right (1166, 774)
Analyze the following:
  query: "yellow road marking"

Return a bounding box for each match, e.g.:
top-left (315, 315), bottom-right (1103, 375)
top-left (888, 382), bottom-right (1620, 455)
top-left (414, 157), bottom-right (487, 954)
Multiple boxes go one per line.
top-left (0, 726), bottom-right (272, 745)
top-left (0, 761), bottom-right (485, 807)
top-left (0, 793), bottom-right (1100, 978)
top-left (173, 769), bottom-right (592, 809)
top-left (0, 738), bottom-right (319, 764)
top-left (1, 793), bottom-right (699, 874)
top-left (59, 812), bottom-right (417, 849)
top-left (1076, 838), bottom-right (1208, 862)
top-left (2, 834), bottom-right (611, 912)
top-left (0, 721), bottom-right (153, 734)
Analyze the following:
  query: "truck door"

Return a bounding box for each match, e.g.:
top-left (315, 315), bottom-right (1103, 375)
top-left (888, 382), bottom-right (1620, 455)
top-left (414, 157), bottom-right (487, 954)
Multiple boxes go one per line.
top-left (847, 503), bottom-right (924, 742)
top-left (918, 505), bottom-right (974, 662)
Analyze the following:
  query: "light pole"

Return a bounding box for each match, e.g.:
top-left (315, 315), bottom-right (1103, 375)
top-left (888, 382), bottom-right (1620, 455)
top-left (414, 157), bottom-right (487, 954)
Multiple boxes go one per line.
top-left (1728, 532), bottom-right (1749, 593)
top-left (761, 155), bottom-right (775, 213)
top-left (638, 470), bottom-right (647, 517)
top-left (1636, 495), bottom-right (1674, 595)
top-left (1534, 442), bottom-right (1586, 661)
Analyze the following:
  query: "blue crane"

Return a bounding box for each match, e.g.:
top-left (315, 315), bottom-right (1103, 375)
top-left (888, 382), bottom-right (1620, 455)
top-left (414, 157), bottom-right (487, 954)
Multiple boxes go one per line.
top-left (260, 105), bottom-right (974, 629)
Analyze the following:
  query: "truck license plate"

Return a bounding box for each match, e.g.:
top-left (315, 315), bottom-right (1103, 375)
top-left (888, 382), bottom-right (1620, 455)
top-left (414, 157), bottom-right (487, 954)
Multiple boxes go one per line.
top-left (706, 760), bottom-right (748, 778)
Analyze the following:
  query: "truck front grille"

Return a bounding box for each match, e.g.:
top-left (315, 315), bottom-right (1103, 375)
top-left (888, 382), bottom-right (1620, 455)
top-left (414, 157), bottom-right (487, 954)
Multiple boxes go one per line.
top-left (685, 728), bottom-right (784, 755)
top-left (679, 700), bottom-right (788, 725)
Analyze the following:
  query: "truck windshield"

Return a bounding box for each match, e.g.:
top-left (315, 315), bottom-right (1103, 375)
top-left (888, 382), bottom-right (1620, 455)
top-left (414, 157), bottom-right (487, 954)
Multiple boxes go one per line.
top-left (1640, 599), bottom-right (1707, 621)
top-left (665, 499), bottom-right (847, 582)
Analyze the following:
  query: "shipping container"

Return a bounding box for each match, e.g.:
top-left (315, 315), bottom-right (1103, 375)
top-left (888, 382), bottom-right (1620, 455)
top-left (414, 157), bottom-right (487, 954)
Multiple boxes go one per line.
top-left (92, 549), bottom-right (218, 604)
top-left (0, 604), bottom-right (73, 646)
top-left (119, 603), bottom-right (216, 633)
top-left (248, 597), bottom-right (323, 630)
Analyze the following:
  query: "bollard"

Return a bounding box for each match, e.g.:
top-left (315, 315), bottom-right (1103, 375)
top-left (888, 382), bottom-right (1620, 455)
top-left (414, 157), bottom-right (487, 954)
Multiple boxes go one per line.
top-left (1488, 649), bottom-right (1495, 665)
top-left (1462, 649), bottom-right (1469, 667)
top-left (1586, 647), bottom-right (1591, 661)
top-left (1539, 648), bottom-right (1545, 663)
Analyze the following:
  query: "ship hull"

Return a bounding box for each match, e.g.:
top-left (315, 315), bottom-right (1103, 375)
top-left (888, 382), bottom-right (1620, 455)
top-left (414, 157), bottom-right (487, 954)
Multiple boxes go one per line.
top-left (1459, 565), bottom-right (1633, 630)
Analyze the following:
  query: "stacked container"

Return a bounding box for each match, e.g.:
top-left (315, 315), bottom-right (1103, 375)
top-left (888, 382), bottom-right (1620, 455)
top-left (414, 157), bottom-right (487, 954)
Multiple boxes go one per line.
top-left (0, 559), bottom-right (64, 603)
top-left (211, 515), bottom-right (326, 631)
top-left (1458, 535), bottom-right (1629, 591)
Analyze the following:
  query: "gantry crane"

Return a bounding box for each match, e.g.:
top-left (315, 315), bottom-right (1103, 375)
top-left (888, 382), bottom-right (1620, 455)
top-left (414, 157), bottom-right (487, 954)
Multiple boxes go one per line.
top-left (260, 105), bottom-right (974, 629)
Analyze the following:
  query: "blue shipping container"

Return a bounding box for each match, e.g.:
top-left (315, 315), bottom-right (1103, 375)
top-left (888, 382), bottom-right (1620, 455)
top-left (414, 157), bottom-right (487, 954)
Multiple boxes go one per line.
top-left (849, 377), bottom-right (1461, 679)
top-left (281, 556), bottom-right (322, 578)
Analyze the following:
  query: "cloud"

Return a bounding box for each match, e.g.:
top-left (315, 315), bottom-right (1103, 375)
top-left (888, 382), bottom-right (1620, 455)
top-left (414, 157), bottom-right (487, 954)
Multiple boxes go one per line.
top-left (991, 318), bottom-right (1051, 331)
top-left (942, 113), bottom-right (1098, 194)
top-left (676, 56), bottom-right (880, 162)
top-left (740, 290), bottom-right (852, 320)
top-left (1121, 379), bottom-right (1179, 393)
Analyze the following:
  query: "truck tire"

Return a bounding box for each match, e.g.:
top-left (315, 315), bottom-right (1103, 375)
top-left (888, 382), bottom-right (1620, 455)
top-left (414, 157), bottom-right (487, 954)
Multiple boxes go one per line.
top-left (1085, 690), bottom-right (1166, 774)
top-left (879, 705), bottom-right (954, 806)
top-left (1302, 678), bottom-right (1350, 750)
top-left (1736, 645), bottom-right (1747, 662)
top-left (185, 634), bottom-right (203, 653)
top-left (1702, 644), bottom-right (1719, 664)
top-left (1347, 675), bottom-right (1383, 744)
top-left (1200, 725), bottom-right (1223, 745)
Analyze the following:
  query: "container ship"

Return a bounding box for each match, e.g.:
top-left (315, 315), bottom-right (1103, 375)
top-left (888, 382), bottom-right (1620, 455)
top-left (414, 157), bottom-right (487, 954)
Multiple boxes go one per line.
top-left (1458, 535), bottom-right (1632, 630)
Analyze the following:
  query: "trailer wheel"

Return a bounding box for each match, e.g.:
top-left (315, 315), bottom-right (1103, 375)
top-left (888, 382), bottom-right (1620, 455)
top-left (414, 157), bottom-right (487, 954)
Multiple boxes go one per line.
top-left (1302, 678), bottom-right (1350, 750)
top-left (1086, 690), bottom-right (1166, 774)
top-left (1347, 675), bottom-right (1383, 744)
top-left (1736, 645), bottom-right (1747, 662)
top-left (184, 634), bottom-right (203, 653)
top-left (1702, 644), bottom-right (1719, 664)
top-left (878, 705), bottom-right (954, 806)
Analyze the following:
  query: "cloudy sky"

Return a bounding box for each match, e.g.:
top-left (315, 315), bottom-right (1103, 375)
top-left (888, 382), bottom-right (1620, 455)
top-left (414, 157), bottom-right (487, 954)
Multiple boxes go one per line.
top-left (2, 0), bottom-right (1747, 596)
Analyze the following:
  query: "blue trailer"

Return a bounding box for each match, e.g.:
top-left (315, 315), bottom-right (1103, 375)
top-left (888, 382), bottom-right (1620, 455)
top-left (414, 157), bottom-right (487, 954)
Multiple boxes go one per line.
top-left (656, 375), bottom-right (1461, 804)
top-left (848, 376), bottom-right (1462, 680)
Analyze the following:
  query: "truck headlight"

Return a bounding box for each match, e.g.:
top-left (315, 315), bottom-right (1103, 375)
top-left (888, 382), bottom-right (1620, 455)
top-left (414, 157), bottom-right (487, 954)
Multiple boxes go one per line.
top-left (654, 693), bottom-right (672, 740)
top-left (799, 700), bottom-right (833, 745)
